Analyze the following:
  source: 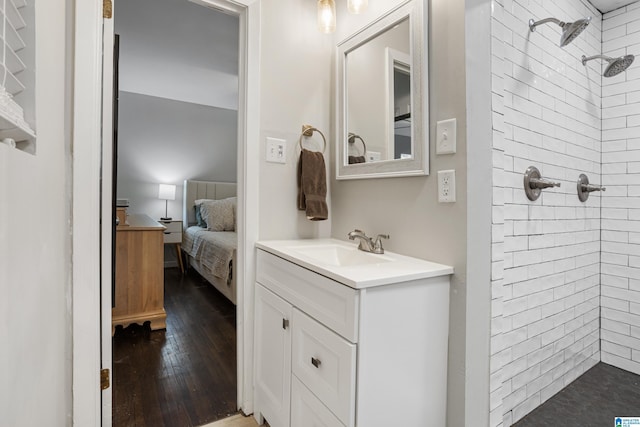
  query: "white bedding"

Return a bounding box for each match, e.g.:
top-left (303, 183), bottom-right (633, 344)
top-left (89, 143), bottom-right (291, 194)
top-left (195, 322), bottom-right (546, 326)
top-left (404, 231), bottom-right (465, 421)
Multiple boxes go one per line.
top-left (182, 226), bottom-right (237, 282)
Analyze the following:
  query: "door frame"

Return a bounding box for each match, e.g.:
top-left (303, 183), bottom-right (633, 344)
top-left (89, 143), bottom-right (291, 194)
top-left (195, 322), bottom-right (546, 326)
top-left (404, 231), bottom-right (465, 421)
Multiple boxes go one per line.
top-left (72, 0), bottom-right (261, 424)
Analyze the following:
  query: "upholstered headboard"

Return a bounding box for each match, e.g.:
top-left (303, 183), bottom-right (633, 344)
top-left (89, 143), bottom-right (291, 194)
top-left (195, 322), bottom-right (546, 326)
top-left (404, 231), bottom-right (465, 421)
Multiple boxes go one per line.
top-left (183, 180), bottom-right (237, 229)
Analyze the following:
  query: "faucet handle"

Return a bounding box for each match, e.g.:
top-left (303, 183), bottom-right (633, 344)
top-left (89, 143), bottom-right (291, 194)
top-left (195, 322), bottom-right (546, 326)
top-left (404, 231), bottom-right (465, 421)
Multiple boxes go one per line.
top-left (373, 234), bottom-right (389, 254)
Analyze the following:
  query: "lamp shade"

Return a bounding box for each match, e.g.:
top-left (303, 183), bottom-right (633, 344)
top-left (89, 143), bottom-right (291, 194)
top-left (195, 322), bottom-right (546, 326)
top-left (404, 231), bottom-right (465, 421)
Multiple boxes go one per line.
top-left (158, 184), bottom-right (176, 201)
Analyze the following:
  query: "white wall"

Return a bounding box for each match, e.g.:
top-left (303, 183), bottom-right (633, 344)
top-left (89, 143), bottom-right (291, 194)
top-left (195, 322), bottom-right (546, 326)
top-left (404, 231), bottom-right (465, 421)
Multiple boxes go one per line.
top-left (257, 0), bottom-right (333, 240)
top-left (601, 2), bottom-right (640, 375)
top-left (115, 0), bottom-right (239, 110)
top-left (0, 0), bottom-right (71, 425)
top-left (116, 92), bottom-right (237, 219)
top-left (491, 0), bottom-right (602, 425)
top-left (331, 1), bottom-right (469, 425)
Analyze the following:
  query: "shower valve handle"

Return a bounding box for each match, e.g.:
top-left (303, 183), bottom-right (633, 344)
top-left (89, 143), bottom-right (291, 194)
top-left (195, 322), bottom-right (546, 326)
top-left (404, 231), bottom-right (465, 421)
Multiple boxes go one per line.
top-left (529, 177), bottom-right (561, 190)
top-left (580, 183), bottom-right (605, 193)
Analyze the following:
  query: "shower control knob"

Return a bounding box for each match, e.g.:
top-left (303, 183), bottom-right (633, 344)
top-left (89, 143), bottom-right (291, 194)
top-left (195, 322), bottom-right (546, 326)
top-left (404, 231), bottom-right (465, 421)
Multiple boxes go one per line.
top-left (524, 166), bottom-right (561, 201)
top-left (577, 174), bottom-right (605, 202)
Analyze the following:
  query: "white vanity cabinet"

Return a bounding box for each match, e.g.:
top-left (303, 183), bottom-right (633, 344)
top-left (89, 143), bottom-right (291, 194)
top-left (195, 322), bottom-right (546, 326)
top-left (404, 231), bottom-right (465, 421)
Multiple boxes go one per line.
top-left (254, 243), bottom-right (452, 427)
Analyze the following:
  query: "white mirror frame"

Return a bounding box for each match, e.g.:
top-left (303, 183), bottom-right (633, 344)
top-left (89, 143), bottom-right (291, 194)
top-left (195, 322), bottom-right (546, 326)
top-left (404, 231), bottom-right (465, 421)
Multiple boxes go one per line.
top-left (336, 0), bottom-right (428, 180)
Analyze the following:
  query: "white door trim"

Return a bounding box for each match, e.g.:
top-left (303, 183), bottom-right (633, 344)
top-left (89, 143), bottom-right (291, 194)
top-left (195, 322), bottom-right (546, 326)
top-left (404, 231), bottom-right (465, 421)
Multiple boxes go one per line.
top-left (72, 1), bottom-right (104, 425)
top-left (72, 0), bottom-right (261, 423)
top-left (100, 4), bottom-right (115, 425)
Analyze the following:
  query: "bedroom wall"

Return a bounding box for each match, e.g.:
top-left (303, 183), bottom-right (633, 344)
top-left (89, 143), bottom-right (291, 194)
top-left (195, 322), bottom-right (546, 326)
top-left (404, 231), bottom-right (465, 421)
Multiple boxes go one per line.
top-left (329, 1), bottom-right (470, 425)
top-left (116, 92), bottom-right (237, 220)
top-left (0, 0), bottom-right (72, 425)
top-left (115, 0), bottom-right (239, 110)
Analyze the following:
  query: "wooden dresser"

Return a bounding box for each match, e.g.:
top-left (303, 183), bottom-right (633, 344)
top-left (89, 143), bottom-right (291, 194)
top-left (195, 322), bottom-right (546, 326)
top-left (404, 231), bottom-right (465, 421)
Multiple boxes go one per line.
top-left (112, 213), bottom-right (166, 334)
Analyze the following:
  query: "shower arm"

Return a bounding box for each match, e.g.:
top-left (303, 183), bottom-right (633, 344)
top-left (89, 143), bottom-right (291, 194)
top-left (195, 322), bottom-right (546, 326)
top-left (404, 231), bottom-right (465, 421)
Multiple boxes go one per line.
top-left (581, 54), bottom-right (614, 65)
top-left (529, 17), bottom-right (564, 31)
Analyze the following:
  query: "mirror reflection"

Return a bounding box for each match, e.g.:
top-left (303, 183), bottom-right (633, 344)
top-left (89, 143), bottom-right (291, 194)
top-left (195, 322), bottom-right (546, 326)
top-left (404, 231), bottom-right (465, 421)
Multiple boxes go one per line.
top-left (345, 18), bottom-right (411, 164)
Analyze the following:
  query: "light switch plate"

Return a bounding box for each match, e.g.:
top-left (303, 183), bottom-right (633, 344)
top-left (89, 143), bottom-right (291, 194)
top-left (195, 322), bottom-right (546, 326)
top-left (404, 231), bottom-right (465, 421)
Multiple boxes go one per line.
top-left (438, 169), bottom-right (456, 203)
top-left (266, 137), bottom-right (286, 164)
top-left (436, 118), bottom-right (457, 155)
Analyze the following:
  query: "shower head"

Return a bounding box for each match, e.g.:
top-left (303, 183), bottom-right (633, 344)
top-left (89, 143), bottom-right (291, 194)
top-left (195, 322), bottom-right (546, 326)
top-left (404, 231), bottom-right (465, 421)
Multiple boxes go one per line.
top-left (581, 54), bottom-right (635, 77)
top-left (529, 16), bottom-right (591, 47)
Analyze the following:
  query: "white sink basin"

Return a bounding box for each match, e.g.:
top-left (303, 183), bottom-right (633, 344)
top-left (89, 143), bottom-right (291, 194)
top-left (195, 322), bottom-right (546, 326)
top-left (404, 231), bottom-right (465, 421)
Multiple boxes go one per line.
top-left (256, 239), bottom-right (454, 289)
top-left (290, 244), bottom-right (392, 267)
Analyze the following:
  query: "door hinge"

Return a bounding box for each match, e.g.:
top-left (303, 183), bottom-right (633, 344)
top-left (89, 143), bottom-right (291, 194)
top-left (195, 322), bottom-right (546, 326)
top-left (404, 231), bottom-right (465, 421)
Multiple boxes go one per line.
top-left (103, 0), bottom-right (113, 19)
top-left (100, 369), bottom-right (110, 390)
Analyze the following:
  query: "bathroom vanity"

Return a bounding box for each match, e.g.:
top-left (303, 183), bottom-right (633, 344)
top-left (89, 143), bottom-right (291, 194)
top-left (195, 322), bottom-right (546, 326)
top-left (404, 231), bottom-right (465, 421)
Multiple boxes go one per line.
top-left (254, 239), bottom-right (453, 427)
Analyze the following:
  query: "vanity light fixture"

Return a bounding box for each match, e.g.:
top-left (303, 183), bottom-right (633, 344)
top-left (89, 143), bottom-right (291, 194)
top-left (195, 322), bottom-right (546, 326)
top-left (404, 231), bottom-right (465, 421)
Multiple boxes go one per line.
top-left (348, 0), bottom-right (368, 14)
top-left (318, 0), bottom-right (336, 34)
top-left (318, 0), bottom-right (368, 34)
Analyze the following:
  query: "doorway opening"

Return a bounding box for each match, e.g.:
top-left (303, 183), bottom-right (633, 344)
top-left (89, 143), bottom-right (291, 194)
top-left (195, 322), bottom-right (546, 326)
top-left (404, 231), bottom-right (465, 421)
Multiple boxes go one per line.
top-left (108, 0), bottom-right (244, 425)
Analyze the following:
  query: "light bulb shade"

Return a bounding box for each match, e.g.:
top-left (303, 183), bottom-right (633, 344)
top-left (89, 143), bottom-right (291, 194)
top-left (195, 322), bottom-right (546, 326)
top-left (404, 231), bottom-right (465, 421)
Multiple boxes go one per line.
top-left (348, 0), bottom-right (368, 14)
top-left (318, 0), bottom-right (336, 34)
top-left (158, 184), bottom-right (176, 201)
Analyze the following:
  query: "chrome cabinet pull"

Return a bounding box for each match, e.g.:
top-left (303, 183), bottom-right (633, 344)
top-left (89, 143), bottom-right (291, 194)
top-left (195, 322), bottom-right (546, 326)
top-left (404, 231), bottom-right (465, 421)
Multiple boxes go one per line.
top-left (311, 357), bottom-right (321, 368)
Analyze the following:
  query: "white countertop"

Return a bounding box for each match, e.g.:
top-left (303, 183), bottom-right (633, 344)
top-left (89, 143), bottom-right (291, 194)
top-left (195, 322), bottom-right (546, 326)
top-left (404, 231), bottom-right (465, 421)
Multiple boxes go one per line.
top-left (256, 238), bottom-right (454, 289)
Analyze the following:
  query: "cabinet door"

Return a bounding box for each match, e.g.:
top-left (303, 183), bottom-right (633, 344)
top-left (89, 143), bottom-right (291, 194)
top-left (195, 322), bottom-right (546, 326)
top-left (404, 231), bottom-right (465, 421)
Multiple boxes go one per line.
top-left (255, 284), bottom-right (292, 427)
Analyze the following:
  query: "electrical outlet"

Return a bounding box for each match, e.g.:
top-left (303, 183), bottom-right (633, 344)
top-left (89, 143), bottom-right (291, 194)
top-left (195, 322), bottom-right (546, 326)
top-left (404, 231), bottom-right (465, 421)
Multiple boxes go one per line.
top-left (266, 137), bottom-right (286, 164)
top-left (436, 118), bottom-right (457, 155)
top-left (438, 169), bottom-right (456, 203)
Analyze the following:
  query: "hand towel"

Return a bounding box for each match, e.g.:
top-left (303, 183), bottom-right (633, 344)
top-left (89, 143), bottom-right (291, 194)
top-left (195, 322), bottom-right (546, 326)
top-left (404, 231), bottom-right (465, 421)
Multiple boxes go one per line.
top-left (348, 155), bottom-right (366, 164)
top-left (297, 148), bottom-right (328, 221)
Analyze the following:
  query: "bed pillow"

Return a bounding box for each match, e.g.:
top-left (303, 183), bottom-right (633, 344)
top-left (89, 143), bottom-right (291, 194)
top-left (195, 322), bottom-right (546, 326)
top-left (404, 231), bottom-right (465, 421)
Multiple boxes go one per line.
top-left (194, 199), bottom-right (215, 228)
top-left (200, 198), bottom-right (235, 231)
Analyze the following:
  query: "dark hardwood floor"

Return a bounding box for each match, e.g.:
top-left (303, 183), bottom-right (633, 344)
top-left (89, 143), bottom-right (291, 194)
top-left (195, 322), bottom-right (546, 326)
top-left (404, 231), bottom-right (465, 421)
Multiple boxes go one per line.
top-left (113, 267), bottom-right (237, 427)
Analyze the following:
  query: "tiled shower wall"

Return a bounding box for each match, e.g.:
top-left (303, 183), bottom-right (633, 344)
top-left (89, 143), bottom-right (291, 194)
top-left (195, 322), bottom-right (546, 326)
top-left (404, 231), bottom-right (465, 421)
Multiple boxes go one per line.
top-left (601, 3), bottom-right (640, 375)
top-left (491, 0), bottom-right (602, 425)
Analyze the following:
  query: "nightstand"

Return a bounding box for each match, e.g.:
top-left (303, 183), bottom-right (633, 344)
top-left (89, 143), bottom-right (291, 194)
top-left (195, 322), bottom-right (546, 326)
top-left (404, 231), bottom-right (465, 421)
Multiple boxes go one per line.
top-left (159, 219), bottom-right (184, 273)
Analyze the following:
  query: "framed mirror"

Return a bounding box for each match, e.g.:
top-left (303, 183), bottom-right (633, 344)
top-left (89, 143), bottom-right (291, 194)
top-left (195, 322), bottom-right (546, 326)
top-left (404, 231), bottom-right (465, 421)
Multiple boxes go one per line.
top-left (336, 0), bottom-right (428, 180)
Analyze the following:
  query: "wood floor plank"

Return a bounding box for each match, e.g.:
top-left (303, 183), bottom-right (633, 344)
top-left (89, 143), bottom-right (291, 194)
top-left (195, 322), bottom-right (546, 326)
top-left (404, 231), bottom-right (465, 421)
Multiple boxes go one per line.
top-left (201, 414), bottom-right (260, 427)
top-left (113, 268), bottom-right (238, 426)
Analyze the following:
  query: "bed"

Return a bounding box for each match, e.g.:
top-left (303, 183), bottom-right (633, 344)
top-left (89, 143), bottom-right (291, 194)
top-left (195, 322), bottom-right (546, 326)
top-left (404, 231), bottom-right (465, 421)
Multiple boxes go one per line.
top-left (182, 180), bottom-right (237, 305)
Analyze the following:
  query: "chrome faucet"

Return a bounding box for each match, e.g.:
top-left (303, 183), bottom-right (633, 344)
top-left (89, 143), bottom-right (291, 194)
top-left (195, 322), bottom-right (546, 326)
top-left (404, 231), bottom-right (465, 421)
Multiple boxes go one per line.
top-left (348, 229), bottom-right (389, 254)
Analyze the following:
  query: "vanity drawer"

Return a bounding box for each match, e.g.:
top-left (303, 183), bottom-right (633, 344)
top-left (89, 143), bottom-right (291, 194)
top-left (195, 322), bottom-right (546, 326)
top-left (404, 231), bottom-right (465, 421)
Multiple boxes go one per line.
top-left (291, 376), bottom-right (345, 427)
top-left (292, 308), bottom-right (356, 427)
top-left (256, 250), bottom-right (359, 342)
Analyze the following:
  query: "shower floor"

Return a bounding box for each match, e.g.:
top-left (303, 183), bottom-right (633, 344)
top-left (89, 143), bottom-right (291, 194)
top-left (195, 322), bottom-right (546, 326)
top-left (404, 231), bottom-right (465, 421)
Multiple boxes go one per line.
top-left (514, 362), bottom-right (640, 426)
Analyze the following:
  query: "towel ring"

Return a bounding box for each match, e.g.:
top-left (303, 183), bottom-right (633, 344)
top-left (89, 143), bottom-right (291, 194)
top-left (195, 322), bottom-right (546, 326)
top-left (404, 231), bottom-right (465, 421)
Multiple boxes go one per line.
top-left (348, 133), bottom-right (367, 156)
top-left (298, 125), bottom-right (327, 153)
